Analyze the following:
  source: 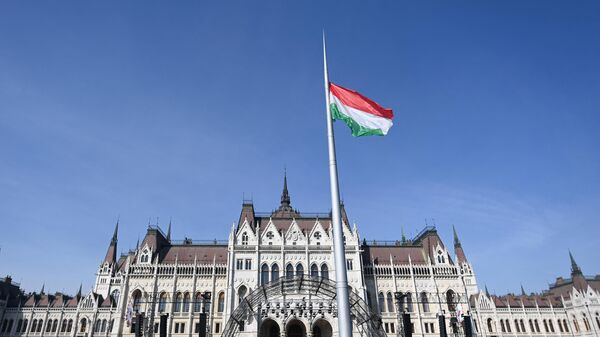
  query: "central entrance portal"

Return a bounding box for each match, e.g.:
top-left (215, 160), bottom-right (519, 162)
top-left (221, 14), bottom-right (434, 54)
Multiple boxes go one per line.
top-left (286, 320), bottom-right (305, 337)
top-left (259, 319), bottom-right (280, 337)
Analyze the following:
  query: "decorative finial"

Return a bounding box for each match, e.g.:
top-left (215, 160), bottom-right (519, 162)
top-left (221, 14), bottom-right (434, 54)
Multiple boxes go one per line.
top-left (40, 283), bottom-right (45, 295)
top-left (77, 283), bottom-right (82, 298)
top-left (520, 284), bottom-right (526, 296)
top-left (166, 220), bottom-right (172, 242)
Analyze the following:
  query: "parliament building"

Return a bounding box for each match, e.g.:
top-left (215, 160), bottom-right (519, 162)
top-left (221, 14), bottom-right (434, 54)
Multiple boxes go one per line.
top-left (1, 175), bottom-right (598, 337)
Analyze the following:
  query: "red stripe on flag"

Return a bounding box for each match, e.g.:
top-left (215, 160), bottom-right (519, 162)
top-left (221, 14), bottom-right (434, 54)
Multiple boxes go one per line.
top-left (329, 82), bottom-right (393, 120)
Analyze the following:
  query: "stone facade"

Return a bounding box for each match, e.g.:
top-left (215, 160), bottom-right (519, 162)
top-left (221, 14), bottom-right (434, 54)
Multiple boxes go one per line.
top-left (0, 177), bottom-right (598, 337)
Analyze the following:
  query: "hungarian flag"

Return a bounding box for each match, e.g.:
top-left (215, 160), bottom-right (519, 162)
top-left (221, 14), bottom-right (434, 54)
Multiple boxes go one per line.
top-left (329, 82), bottom-right (394, 137)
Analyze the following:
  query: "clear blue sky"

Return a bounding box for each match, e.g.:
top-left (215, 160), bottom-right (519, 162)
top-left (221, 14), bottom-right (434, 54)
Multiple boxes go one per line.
top-left (1, 1), bottom-right (599, 296)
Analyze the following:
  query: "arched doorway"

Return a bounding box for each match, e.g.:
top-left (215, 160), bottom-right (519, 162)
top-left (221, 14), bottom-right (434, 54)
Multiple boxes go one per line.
top-left (259, 319), bottom-right (280, 337)
top-left (312, 319), bottom-right (333, 337)
top-left (286, 320), bottom-right (306, 337)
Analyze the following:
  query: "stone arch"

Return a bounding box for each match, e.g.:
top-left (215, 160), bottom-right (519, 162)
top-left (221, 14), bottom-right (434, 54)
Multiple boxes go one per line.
top-left (222, 276), bottom-right (385, 337)
top-left (312, 319), bottom-right (333, 337)
top-left (259, 318), bottom-right (281, 337)
top-left (286, 318), bottom-right (306, 337)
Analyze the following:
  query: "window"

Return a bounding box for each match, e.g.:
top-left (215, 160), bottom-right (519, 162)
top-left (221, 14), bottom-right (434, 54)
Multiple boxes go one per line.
top-left (505, 320), bottom-right (511, 333)
top-left (261, 264), bottom-right (269, 285)
top-left (215, 323), bottom-right (221, 333)
top-left (17, 320), bottom-right (23, 334)
top-left (406, 292), bottom-right (413, 312)
top-left (194, 292), bottom-right (203, 312)
top-left (245, 259), bottom-right (252, 270)
top-left (563, 319), bottom-right (569, 333)
top-left (321, 264), bottom-right (329, 279)
top-left (378, 292), bottom-right (385, 313)
top-left (384, 323), bottom-right (389, 333)
top-left (425, 323), bottom-right (429, 333)
top-left (175, 292), bottom-right (184, 312)
top-left (37, 319), bottom-right (43, 333)
top-left (583, 314), bottom-right (590, 331)
top-left (183, 292), bottom-right (191, 312)
top-left (52, 319), bottom-right (58, 332)
top-left (239, 321), bottom-right (245, 332)
top-left (386, 292), bottom-right (395, 313)
top-left (101, 320), bottom-right (107, 332)
top-left (529, 320), bottom-right (535, 333)
top-left (534, 319), bottom-right (540, 333)
top-left (487, 319), bottom-right (494, 333)
top-left (558, 319), bottom-right (564, 333)
top-left (174, 322), bottom-right (185, 334)
top-left (347, 259), bottom-right (353, 270)
top-left (501, 320), bottom-right (506, 333)
top-left (46, 319), bottom-right (53, 333)
top-left (67, 320), bottom-right (72, 333)
top-left (217, 292), bottom-right (225, 313)
top-left (238, 286), bottom-right (247, 304)
top-left (286, 264), bottom-right (294, 279)
top-left (236, 259), bottom-right (243, 270)
top-left (429, 323), bottom-right (435, 333)
top-left (271, 264), bottom-right (280, 281)
top-left (241, 232), bottom-right (248, 245)
top-left (111, 289), bottom-right (121, 306)
top-left (446, 290), bottom-right (456, 312)
top-left (132, 290), bottom-right (142, 312)
top-left (390, 323), bottom-right (395, 333)
top-left (311, 264), bottom-right (319, 278)
top-left (520, 319), bottom-right (526, 333)
top-left (30, 319), bottom-right (37, 333)
top-left (596, 313), bottom-right (600, 329)
top-left (296, 263), bottom-right (304, 276)
top-left (543, 320), bottom-right (549, 333)
top-left (79, 319), bottom-right (86, 333)
top-left (159, 292), bottom-right (168, 312)
top-left (420, 292), bottom-right (429, 313)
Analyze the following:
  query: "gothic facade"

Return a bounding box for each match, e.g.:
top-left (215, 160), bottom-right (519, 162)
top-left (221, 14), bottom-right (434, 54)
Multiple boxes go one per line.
top-left (1, 177), bottom-right (598, 337)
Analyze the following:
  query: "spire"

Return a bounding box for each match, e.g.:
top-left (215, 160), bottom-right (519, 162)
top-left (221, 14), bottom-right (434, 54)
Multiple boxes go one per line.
top-left (280, 169), bottom-right (291, 208)
top-left (452, 225), bottom-right (461, 247)
top-left (453, 225), bottom-right (467, 263)
top-left (401, 225), bottom-right (406, 243)
top-left (485, 285), bottom-right (490, 297)
top-left (166, 220), bottom-right (172, 242)
top-left (40, 283), bottom-right (45, 295)
top-left (569, 250), bottom-right (582, 275)
top-left (520, 284), bottom-right (526, 296)
top-left (76, 283), bottom-right (82, 298)
top-left (103, 221), bottom-right (118, 265)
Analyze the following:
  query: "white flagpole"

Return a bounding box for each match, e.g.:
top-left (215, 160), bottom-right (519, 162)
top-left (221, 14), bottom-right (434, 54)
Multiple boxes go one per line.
top-left (323, 32), bottom-right (353, 337)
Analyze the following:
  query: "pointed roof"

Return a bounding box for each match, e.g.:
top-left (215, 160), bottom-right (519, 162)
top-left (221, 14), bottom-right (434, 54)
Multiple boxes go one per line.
top-left (569, 250), bottom-right (582, 275)
top-left (272, 171), bottom-right (300, 217)
top-left (521, 284), bottom-right (527, 296)
top-left (166, 221), bottom-right (172, 242)
top-left (453, 225), bottom-right (468, 263)
top-left (103, 221), bottom-right (118, 265)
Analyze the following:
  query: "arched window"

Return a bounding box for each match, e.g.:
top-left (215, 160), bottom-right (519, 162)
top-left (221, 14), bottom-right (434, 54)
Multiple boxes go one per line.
top-left (79, 319), bottom-right (87, 333)
top-left (487, 318), bottom-right (494, 333)
top-left (378, 292), bottom-right (385, 313)
top-left (583, 314), bottom-right (590, 331)
top-left (67, 320), bottom-right (73, 333)
top-left (543, 320), bottom-right (549, 332)
top-left (37, 319), bottom-right (43, 333)
top-left (175, 292), bottom-right (184, 312)
top-left (238, 286), bottom-right (247, 304)
top-left (321, 264), bottom-right (329, 280)
top-left (158, 292), bottom-right (167, 312)
top-left (406, 292), bottom-right (413, 312)
top-left (563, 319), bottom-right (569, 333)
top-left (420, 292), bottom-right (429, 312)
top-left (529, 320), bottom-right (535, 333)
top-left (101, 320), bottom-right (107, 332)
top-left (46, 319), bottom-right (53, 332)
top-left (520, 319), bottom-right (526, 333)
top-left (386, 292), bottom-right (395, 313)
top-left (505, 319), bottom-right (511, 333)
top-left (52, 319), bottom-right (58, 332)
top-left (60, 319), bottom-right (67, 333)
top-left (515, 319), bottom-right (521, 333)
top-left (132, 290), bottom-right (142, 312)
top-left (30, 319), bottom-right (37, 333)
top-left (572, 316), bottom-right (580, 333)
top-left (241, 232), bottom-right (248, 245)
top-left (109, 319), bottom-right (114, 333)
top-left (501, 320), bottom-right (506, 333)
top-left (111, 289), bottom-right (120, 306)
top-left (261, 264), bottom-right (270, 285)
top-left (311, 264), bottom-right (319, 278)
top-left (446, 289), bottom-right (456, 312)
top-left (194, 292), bottom-right (203, 312)
top-left (286, 264), bottom-right (294, 279)
top-left (534, 319), bottom-right (540, 332)
top-left (296, 264), bottom-right (304, 276)
top-left (94, 319), bottom-right (101, 333)
top-left (271, 264), bottom-right (280, 281)
top-left (217, 292), bottom-right (225, 313)
top-left (596, 313), bottom-right (600, 329)
top-left (183, 292), bottom-right (191, 312)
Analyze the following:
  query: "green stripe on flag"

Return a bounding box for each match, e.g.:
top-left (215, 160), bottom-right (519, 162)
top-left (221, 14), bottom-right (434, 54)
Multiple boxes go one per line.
top-left (331, 103), bottom-right (385, 137)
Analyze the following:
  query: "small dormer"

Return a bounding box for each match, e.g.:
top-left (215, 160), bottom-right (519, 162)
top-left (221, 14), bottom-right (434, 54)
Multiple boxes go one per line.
top-left (434, 244), bottom-right (449, 265)
top-left (309, 221), bottom-right (330, 246)
top-left (260, 219), bottom-right (282, 246)
top-left (138, 245), bottom-right (152, 264)
top-left (236, 219), bottom-right (256, 246)
top-left (285, 219), bottom-right (306, 246)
